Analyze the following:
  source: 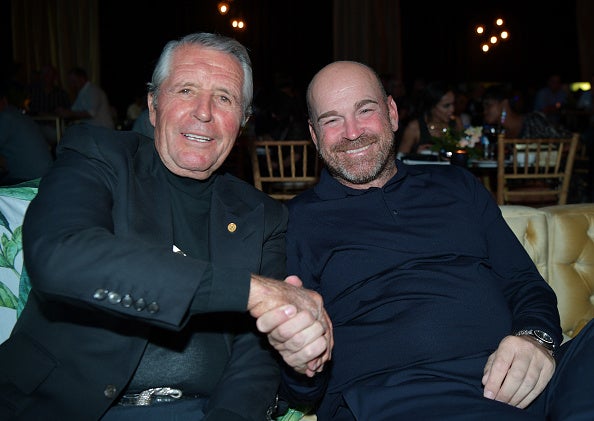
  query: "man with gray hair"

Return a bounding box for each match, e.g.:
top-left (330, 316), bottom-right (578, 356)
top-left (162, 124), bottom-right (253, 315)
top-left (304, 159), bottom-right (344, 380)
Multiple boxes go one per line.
top-left (0, 32), bottom-right (332, 421)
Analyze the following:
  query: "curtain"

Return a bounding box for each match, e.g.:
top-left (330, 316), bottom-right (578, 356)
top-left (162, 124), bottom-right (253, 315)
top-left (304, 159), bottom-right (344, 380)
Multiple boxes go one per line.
top-left (332, 0), bottom-right (402, 81)
top-left (576, 0), bottom-right (594, 79)
top-left (10, 0), bottom-right (100, 90)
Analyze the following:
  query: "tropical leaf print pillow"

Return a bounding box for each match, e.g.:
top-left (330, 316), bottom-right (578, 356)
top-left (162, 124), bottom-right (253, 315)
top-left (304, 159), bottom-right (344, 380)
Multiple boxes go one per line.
top-left (0, 179), bottom-right (39, 344)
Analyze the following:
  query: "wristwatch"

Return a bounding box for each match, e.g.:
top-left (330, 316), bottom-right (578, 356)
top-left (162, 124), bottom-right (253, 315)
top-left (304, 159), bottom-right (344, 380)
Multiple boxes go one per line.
top-left (515, 329), bottom-right (556, 355)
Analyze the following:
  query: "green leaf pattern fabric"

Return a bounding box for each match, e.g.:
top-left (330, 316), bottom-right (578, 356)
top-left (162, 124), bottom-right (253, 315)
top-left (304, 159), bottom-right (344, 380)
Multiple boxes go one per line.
top-left (0, 179), bottom-right (38, 344)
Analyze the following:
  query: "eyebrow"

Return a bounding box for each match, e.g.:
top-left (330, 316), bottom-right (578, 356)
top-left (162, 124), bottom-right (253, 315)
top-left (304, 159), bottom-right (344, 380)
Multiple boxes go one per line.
top-left (316, 98), bottom-right (379, 122)
top-left (172, 81), bottom-right (239, 100)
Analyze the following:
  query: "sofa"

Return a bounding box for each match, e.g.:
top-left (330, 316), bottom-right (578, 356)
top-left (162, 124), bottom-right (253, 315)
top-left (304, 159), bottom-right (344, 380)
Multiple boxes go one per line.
top-left (1, 182), bottom-right (593, 420)
top-left (500, 203), bottom-right (594, 341)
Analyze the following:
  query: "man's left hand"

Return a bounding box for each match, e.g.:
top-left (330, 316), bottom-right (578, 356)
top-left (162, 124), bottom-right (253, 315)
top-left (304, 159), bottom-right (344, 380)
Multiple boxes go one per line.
top-left (482, 335), bottom-right (555, 408)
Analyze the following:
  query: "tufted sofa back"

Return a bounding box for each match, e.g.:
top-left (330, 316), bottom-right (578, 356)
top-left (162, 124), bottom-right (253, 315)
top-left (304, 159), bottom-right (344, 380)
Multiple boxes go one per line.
top-left (541, 204), bottom-right (594, 339)
top-left (501, 204), bottom-right (594, 340)
top-left (500, 206), bottom-right (549, 281)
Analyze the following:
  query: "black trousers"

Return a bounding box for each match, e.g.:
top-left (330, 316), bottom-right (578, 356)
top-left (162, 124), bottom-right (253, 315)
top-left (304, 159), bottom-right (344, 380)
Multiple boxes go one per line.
top-left (101, 397), bottom-right (207, 420)
top-left (320, 319), bottom-right (594, 421)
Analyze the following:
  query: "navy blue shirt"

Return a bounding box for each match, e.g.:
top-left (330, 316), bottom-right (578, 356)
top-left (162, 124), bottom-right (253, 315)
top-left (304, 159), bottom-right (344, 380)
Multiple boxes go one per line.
top-left (283, 160), bottom-right (561, 418)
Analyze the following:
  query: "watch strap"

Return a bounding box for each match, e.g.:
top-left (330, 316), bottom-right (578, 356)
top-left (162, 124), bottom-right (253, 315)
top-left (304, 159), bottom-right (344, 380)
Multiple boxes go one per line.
top-left (515, 329), bottom-right (556, 355)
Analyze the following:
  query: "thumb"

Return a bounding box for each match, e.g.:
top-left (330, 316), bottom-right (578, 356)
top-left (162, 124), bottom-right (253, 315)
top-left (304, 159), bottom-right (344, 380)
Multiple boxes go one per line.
top-left (284, 275), bottom-right (303, 288)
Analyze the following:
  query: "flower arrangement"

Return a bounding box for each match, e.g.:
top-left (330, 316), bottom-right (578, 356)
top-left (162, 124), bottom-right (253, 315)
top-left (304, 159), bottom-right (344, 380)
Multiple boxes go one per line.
top-left (431, 126), bottom-right (484, 159)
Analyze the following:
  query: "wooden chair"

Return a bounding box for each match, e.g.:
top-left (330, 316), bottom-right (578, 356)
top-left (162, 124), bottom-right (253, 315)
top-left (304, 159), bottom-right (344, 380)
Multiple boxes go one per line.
top-left (249, 139), bottom-right (321, 201)
top-left (568, 139), bottom-right (592, 202)
top-left (496, 133), bottom-right (579, 206)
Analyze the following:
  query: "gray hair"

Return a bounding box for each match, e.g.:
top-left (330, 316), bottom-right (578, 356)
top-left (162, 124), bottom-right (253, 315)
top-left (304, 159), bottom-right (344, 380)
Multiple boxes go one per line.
top-left (147, 32), bottom-right (253, 126)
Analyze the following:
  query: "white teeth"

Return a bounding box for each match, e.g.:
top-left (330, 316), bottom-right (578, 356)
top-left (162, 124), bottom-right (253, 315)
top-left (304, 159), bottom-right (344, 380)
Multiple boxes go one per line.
top-left (346, 145), bottom-right (370, 154)
top-left (184, 133), bottom-right (211, 142)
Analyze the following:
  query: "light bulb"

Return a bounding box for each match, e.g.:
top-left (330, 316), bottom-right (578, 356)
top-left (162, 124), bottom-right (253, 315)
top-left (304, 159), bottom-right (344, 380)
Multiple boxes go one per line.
top-left (218, 2), bottom-right (229, 15)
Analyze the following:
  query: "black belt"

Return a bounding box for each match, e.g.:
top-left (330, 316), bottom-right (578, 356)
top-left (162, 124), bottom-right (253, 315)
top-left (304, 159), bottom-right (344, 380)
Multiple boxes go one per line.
top-left (117, 387), bottom-right (201, 406)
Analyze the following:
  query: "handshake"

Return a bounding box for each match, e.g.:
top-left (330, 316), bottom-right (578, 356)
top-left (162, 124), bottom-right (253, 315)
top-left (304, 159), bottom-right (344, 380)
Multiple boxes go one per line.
top-left (248, 274), bottom-right (333, 377)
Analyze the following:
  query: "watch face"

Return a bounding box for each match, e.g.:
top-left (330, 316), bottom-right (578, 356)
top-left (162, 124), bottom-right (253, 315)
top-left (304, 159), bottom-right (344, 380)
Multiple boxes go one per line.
top-left (534, 330), bottom-right (554, 345)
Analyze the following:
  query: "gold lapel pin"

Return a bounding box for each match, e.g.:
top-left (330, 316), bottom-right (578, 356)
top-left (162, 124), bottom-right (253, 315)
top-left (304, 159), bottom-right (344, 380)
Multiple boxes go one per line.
top-left (227, 222), bottom-right (237, 233)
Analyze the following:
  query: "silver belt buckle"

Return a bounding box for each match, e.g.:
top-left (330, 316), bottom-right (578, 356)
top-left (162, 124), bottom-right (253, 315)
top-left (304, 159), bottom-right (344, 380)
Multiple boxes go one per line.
top-left (134, 387), bottom-right (183, 406)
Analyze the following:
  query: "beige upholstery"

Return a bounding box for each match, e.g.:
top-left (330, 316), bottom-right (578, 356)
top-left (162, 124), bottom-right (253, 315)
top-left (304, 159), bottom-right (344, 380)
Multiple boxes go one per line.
top-left (541, 204), bottom-right (594, 338)
top-left (500, 205), bottom-right (549, 281)
top-left (501, 203), bottom-right (594, 339)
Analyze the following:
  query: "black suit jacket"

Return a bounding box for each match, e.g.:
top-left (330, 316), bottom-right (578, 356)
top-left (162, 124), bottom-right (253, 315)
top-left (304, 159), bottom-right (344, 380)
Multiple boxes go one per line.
top-left (0, 125), bottom-right (288, 420)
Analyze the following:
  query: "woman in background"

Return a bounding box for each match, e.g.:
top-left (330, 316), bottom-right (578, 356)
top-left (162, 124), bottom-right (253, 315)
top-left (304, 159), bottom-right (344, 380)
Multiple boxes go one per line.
top-left (398, 81), bottom-right (463, 155)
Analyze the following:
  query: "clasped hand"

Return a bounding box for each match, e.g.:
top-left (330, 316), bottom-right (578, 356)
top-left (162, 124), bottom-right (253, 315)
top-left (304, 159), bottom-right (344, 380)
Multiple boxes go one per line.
top-left (249, 275), bottom-right (333, 377)
top-left (482, 335), bottom-right (555, 408)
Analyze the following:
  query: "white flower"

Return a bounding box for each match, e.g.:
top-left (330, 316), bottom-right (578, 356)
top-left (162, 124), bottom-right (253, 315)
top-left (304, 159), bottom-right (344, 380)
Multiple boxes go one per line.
top-left (462, 126), bottom-right (483, 148)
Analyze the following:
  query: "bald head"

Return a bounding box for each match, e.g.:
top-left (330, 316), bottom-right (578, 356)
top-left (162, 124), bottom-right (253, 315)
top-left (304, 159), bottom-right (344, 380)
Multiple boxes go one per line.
top-left (306, 61), bottom-right (387, 123)
top-left (304, 60), bottom-right (399, 189)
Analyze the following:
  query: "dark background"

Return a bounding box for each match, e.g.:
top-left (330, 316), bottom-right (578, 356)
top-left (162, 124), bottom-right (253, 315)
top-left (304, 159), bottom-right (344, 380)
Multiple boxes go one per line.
top-left (2, 0), bottom-right (581, 119)
top-left (399, 1), bottom-right (579, 86)
top-left (96, 0), bottom-right (334, 117)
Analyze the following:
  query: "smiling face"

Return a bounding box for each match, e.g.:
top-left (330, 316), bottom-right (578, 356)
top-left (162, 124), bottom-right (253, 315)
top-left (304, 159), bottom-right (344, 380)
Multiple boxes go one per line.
top-left (149, 44), bottom-right (244, 180)
top-left (307, 61), bottom-right (399, 189)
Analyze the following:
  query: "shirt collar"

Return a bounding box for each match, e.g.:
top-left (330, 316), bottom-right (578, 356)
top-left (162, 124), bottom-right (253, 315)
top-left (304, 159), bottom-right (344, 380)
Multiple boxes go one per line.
top-left (314, 159), bottom-right (409, 200)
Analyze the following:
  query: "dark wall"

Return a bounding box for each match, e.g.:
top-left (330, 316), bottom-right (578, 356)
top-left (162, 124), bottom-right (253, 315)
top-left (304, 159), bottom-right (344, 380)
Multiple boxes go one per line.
top-left (98, 0), bottom-right (333, 120)
top-left (400, 1), bottom-right (579, 88)
top-left (1, 0), bottom-right (14, 81)
top-left (4, 0), bottom-right (581, 119)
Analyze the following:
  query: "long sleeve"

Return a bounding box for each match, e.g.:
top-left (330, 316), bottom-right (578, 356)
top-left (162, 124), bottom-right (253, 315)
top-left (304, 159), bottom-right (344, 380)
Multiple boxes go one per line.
top-left (23, 126), bottom-right (210, 330)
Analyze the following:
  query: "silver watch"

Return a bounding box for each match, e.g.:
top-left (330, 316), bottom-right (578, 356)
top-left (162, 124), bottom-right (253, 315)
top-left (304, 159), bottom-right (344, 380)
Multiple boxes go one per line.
top-left (515, 329), bottom-right (556, 354)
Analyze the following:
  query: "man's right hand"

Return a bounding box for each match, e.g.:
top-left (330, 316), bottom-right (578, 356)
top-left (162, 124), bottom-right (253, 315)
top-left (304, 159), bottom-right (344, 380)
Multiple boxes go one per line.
top-left (249, 275), bottom-right (333, 377)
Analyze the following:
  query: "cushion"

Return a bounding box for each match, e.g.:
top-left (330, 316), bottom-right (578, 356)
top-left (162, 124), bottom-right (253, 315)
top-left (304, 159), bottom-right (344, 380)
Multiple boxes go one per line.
top-left (541, 204), bottom-right (594, 338)
top-left (0, 179), bottom-right (39, 344)
top-left (499, 205), bottom-right (548, 281)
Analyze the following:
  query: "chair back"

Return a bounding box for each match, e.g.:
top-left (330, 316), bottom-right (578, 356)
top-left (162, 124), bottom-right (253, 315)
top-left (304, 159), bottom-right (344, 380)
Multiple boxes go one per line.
top-left (249, 139), bottom-right (321, 201)
top-left (496, 133), bottom-right (579, 206)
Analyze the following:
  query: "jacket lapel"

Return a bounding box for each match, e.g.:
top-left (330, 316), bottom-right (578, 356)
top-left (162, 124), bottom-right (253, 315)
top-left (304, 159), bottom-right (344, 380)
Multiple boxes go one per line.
top-left (130, 142), bottom-right (174, 245)
top-left (210, 176), bottom-right (263, 273)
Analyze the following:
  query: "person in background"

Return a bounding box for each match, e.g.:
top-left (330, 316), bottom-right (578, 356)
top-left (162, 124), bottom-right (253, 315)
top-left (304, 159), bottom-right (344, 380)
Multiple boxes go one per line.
top-left (123, 90), bottom-right (149, 131)
top-left (0, 32), bottom-right (331, 420)
top-left (0, 81), bottom-right (53, 185)
top-left (253, 72), bottom-right (308, 141)
top-left (482, 84), bottom-right (571, 139)
top-left (576, 72), bottom-right (594, 113)
top-left (56, 66), bottom-right (115, 129)
top-left (27, 64), bottom-right (71, 116)
top-left (532, 74), bottom-right (569, 127)
top-left (26, 64), bottom-right (71, 149)
top-left (274, 60), bottom-right (594, 420)
top-left (397, 80), bottom-right (463, 155)
top-left (466, 82), bottom-right (486, 127)
top-left (575, 73), bottom-right (594, 202)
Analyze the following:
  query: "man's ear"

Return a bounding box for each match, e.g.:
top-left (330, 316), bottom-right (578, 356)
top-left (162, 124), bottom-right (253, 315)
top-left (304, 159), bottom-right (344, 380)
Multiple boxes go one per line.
top-left (388, 95), bottom-right (399, 132)
top-left (242, 114), bottom-right (251, 129)
top-left (308, 120), bottom-right (319, 150)
top-left (148, 93), bottom-right (157, 127)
